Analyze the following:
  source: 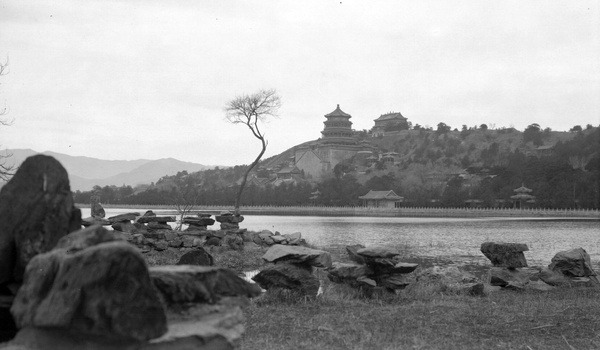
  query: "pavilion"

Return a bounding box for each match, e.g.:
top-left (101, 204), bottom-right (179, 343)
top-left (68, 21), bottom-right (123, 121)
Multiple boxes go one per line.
top-left (511, 184), bottom-right (536, 208)
top-left (359, 190), bottom-right (404, 208)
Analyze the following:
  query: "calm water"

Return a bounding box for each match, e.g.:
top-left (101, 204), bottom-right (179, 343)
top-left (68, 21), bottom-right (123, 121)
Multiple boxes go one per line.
top-left (82, 208), bottom-right (600, 266)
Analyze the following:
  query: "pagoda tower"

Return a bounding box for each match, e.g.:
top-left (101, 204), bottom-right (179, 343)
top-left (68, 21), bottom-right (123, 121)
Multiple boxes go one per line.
top-left (321, 104), bottom-right (354, 144)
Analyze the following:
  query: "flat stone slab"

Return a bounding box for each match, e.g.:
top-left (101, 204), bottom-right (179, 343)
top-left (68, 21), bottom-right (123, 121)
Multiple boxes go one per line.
top-left (182, 217), bottom-right (215, 226)
top-left (357, 246), bottom-right (401, 259)
top-left (145, 304), bottom-right (243, 350)
top-left (481, 242), bottom-right (529, 268)
top-left (137, 216), bottom-right (176, 224)
top-left (252, 263), bottom-right (320, 296)
top-left (108, 213), bottom-right (140, 223)
top-left (149, 265), bottom-right (262, 305)
top-left (261, 245), bottom-right (332, 268)
top-left (82, 216), bottom-right (111, 226)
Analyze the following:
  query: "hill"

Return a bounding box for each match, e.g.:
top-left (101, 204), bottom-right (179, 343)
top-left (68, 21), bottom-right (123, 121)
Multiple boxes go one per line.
top-left (0, 149), bottom-right (216, 191)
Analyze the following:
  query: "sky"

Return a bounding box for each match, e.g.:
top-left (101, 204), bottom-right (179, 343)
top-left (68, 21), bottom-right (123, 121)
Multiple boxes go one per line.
top-left (0, 0), bottom-right (599, 166)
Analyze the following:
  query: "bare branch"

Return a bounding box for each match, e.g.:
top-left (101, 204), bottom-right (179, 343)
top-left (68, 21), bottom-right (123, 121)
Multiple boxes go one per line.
top-left (224, 89), bottom-right (281, 214)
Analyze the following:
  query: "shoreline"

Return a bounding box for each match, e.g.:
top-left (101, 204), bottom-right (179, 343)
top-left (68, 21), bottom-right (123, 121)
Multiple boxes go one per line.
top-left (75, 204), bottom-right (600, 219)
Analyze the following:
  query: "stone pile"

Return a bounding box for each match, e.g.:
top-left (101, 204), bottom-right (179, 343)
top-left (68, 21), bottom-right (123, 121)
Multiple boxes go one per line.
top-left (250, 230), bottom-right (303, 246)
top-left (108, 212), bottom-right (141, 232)
top-left (215, 211), bottom-right (244, 230)
top-left (137, 210), bottom-right (176, 230)
top-left (327, 244), bottom-right (418, 294)
top-left (81, 192), bottom-right (110, 227)
top-left (183, 213), bottom-right (216, 231)
top-left (481, 242), bottom-right (599, 291)
top-left (252, 245), bottom-right (332, 296)
top-left (5, 225), bottom-right (261, 349)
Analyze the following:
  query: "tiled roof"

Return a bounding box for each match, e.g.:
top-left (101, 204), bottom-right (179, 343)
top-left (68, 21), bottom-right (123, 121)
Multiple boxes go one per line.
top-left (359, 190), bottom-right (403, 200)
top-left (374, 112), bottom-right (406, 122)
top-left (325, 104), bottom-right (352, 118)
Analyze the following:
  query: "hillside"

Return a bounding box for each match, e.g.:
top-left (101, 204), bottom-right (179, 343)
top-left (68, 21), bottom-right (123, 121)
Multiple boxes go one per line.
top-left (72, 124), bottom-right (600, 209)
top-left (0, 149), bottom-right (216, 191)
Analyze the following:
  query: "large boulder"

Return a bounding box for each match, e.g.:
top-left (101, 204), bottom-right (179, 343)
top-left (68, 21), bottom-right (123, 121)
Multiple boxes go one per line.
top-left (252, 263), bottom-right (320, 296)
top-left (176, 247), bottom-right (214, 266)
top-left (0, 155), bottom-right (81, 285)
top-left (480, 242), bottom-right (529, 268)
top-left (11, 226), bottom-right (167, 341)
top-left (548, 248), bottom-right (596, 277)
top-left (261, 245), bottom-right (332, 268)
top-left (149, 265), bottom-right (262, 305)
top-left (346, 244), bottom-right (367, 264)
top-left (327, 262), bottom-right (374, 283)
top-left (489, 267), bottom-right (540, 290)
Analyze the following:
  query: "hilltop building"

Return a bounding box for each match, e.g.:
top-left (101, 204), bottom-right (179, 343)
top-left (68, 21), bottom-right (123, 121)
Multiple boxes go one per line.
top-left (292, 105), bottom-right (375, 181)
top-left (371, 112), bottom-right (408, 137)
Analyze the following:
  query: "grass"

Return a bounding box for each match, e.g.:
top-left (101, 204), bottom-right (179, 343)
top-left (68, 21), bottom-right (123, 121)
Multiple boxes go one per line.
top-left (144, 238), bottom-right (600, 349)
top-left (242, 280), bottom-right (600, 350)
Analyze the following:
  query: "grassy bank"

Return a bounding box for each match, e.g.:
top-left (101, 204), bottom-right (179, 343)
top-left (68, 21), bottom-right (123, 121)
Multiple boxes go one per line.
top-left (145, 242), bottom-right (600, 349)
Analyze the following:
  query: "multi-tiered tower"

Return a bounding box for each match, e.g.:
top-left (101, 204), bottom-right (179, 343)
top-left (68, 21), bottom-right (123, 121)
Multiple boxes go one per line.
top-left (321, 104), bottom-right (354, 144)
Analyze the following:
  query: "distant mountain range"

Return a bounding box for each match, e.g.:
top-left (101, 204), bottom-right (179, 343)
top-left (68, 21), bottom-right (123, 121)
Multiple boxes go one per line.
top-left (1, 149), bottom-right (217, 191)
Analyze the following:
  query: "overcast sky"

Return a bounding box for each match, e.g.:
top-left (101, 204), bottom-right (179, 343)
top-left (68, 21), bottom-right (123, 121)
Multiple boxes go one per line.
top-left (1, 1), bottom-right (598, 166)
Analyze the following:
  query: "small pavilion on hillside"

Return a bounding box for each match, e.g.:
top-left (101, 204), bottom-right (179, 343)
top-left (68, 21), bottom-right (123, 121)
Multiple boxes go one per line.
top-left (511, 184), bottom-right (536, 208)
top-left (359, 190), bottom-right (404, 208)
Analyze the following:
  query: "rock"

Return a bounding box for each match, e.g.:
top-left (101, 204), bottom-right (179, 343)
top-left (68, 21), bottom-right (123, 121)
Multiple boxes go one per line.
top-left (327, 262), bottom-right (374, 283)
top-left (283, 232), bottom-right (302, 245)
top-left (2, 327), bottom-right (141, 350)
top-left (11, 234), bottom-right (167, 341)
top-left (538, 268), bottom-right (572, 286)
top-left (182, 217), bottom-right (215, 227)
top-left (90, 194), bottom-right (105, 218)
top-left (108, 213), bottom-right (140, 223)
top-left (222, 234), bottom-right (244, 251)
top-left (149, 265), bottom-right (262, 305)
top-left (177, 247), bottom-right (214, 266)
top-left (0, 155), bottom-right (82, 285)
top-left (145, 303), bottom-right (243, 350)
top-left (164, 231), bottom-right (179, 241)
top-left (137, 216), bottom-right (176, 224)
top-left (192, 238), bottom-right (205, 247)
top-left (143, 210), bottom-right (156, 217)
top-left (377, 275), bottom-right (410, 290)
top-left (480, 242), bottom-right (529, 268)
top-left (148, 222), bottom-right (173, 230)
top-left (357, 245), bottom-right (401, 259)
top-left (111, 221), bottom-right (137, 233)
top-left (205, 237), bottom-right (221, 247)
top-left (252, 263), bottom-right (320, 296)
top-left (365, 259), bottom-right (418, 275)
top-left (82, 216), bottom-right (111, 227)
top-left (258, 232), bottom-right (275, 245)
top-left (457, 282), bottom-right (486, 296)
top-left (549, 248), bottom-right (596, 277)
top-left (220, 222), bottom-right (240, 230)
top-left (154, 241), bottom-right (168, 251)
top-left (346, 244), bottom-right (367, 264)
top-left (197, 213), bottom-right (212, 218)
top-left (54, 225), bottom-right (120, 252)
top-left (168, 240), bottom-right (183, 248)
top-left (489, 267), bottom-right (540, 289)
top-left (270, 235), bottom-right (287, 244)
top-left (261, 245), bottom-right (332, 268)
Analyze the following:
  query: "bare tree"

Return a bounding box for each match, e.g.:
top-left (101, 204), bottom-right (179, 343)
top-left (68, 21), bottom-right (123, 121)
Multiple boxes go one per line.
top-left (225, 89), bottom-right (281, 215)
top-left (0, 57), bottom-right (14, 181)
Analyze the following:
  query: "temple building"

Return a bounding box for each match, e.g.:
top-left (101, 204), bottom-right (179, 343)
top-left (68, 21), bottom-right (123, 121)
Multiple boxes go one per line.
top-left (292, 104), bottom-right (375, 181)
top-left (511, 184), bottom-right (536, 208)
top-left (371, 112), bottom-right (408, 137)
top-left (321, 104), bottom-right (355, 144)
top-left (359, 190), bottom-right (404, 208)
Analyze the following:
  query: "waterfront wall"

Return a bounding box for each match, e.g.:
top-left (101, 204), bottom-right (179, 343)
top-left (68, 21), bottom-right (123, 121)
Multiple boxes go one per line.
top-left (76, 204), bottom-right (600, 218)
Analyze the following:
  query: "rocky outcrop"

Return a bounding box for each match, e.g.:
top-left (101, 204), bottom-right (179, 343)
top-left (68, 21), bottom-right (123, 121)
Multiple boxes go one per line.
top-left (327, 244), bottom-right (418, 294)
top-left (252, 245), bottom-right (332, 296)
top-left (0, 155), bottom-right (81, 286)
top-left (10, 225), bottom-right (167, 342)
top-left (480, 242), bottom-right (529, 268)
top-left (215, 211), bottom-right (244, 230)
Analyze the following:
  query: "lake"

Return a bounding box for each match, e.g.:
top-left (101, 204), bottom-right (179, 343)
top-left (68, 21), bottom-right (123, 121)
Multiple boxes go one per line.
top-left (81, 208), bottom-right (600, 266)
